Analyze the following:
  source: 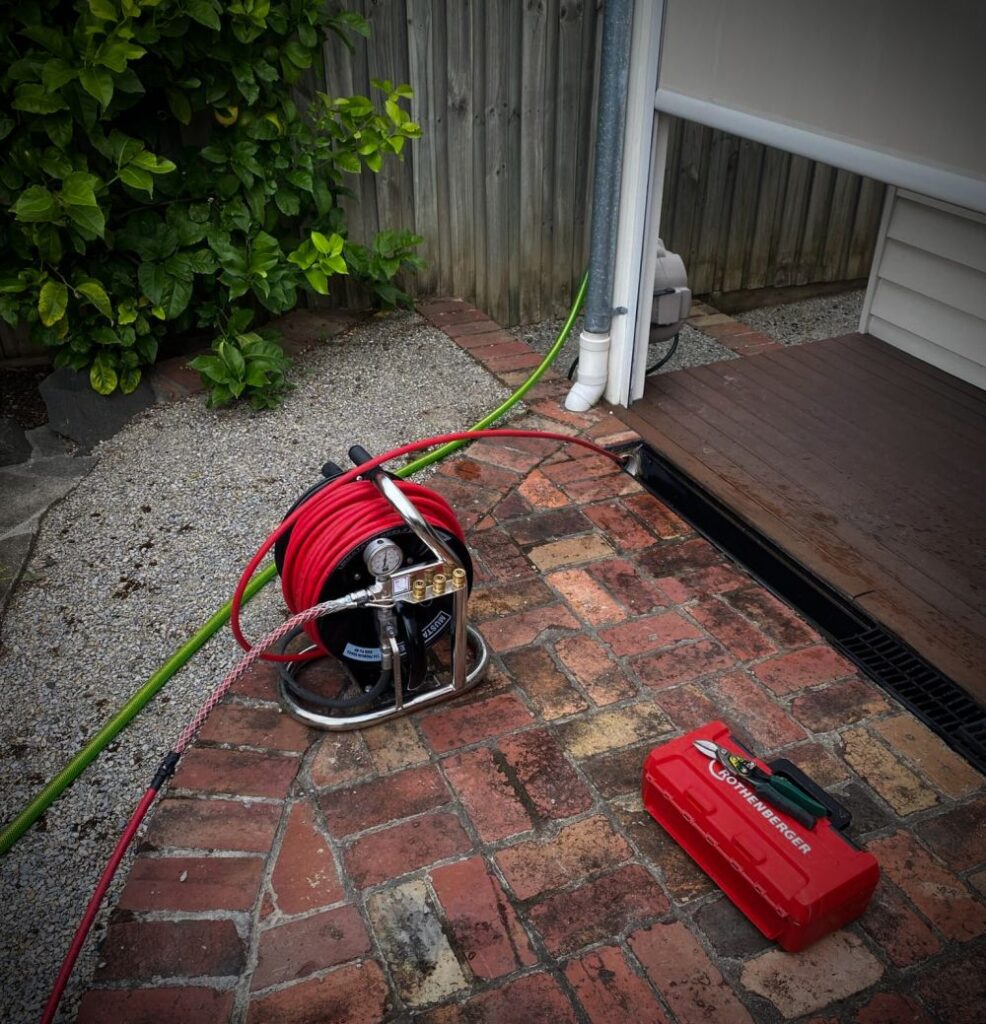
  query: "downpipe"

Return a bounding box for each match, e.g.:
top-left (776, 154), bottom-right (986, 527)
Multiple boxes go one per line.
top-left (565, 0), bottom-right (633, 411)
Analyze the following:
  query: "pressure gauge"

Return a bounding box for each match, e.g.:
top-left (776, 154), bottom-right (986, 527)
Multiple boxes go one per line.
top-left (363, 537), bottom-right (403, 578)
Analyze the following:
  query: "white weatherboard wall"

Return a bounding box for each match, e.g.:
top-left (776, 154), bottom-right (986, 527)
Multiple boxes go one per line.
top-left (861, 191), bottom-right (986, 389)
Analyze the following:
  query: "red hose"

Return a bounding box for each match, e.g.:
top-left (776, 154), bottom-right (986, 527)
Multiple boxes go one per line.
top-left (230, 429), bottom-right (620, 658)
top-left (279, 479), bottom-right (464, 655)
top-left (40, 787), bottom-right (157, 1024)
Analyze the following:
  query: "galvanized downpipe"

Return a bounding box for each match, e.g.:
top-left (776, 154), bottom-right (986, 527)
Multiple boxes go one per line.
top-left (565, 0), bottom-right (634, 411)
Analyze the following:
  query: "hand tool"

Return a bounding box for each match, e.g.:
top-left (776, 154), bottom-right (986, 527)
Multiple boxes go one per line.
top-left (694, 739), bottom-right (822, 829)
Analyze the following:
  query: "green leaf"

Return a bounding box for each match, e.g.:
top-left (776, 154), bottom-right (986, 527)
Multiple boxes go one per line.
top-left (187, 0), bottom-right (222, 31)
top-left (283, 42), bottom-right (312, 69)
top-left (41, 148), bottom-right (74, 179)
top-left (119, 164), bottom-right (154, 193)
top-left (274, 189), bottom-right (300, 216)
top-left (130, 150), bottom-right (176, 174)
top-left (310, 231), bottom-right (332, 254)
top-left (88, 0), bottom-right (117, 19)
top-left (228, 307), bottom-right (254, 334)
top-left (13, 186), bottom-right (58, 222)
top-left (66, 203), bottom-right (106, 239)
top-left (0, 116), bottom-right (15, 141)
top-left (184, 248), bottom-right (217, 274)
top-left (90, 353), bottom-right (118, 395)
top-left (119, 368), bottom-right (141, 394)
top-left (166, 88), bottom-right (192, 125)
top-left (117, 301), bottom-right (137, 324)
top-left (60, 172), bottom-right (100, 207)
top-left (115, 67), bottom-right (145, 94)
top-left (385, 99), bottom-right (408, 126)
top-left (218, 339), bottom-right (245, 378)
top-left (135, 334), bottom-right (158, 363)
top-left (77, 280), bottom-right (113, 320)
top-left (188, 353), bottom-right (229, 384)
top-left (335, 151), bottom-right (361, 174)
top-left (138, 262), bottom-right (192, 318)
top-left (12, 84), bottom-right (69, 114)
top-left (39, 281), bottom-right (69, 326)
top-left (365, 151), bottom-right (382, 173)
top-left (304, 266), bottom-right (329, 293)
top-left (80, 68), bottom-right (114, 108)
top-left (42, 60), bottom-right (79, 92)
top-left (44, 113), bottom-right (73, 149)
top-left (96, 39), bottom-right (146, 73)
top-left (35, 224), bottom-right (63, 263)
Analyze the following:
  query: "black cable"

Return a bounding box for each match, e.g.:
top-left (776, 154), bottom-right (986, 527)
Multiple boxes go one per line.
top-left (645, 331), bottom-right (680, 375)
top-left (567, 330), bottom-right (680, 380)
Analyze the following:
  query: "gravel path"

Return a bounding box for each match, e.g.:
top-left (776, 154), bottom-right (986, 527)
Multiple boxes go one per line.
top-left (0, 311), bottom-right (511, 1023)
top-left (737, 288), bottom-right (865, 345)
top-left (513, 315), bottom-right (737, 378)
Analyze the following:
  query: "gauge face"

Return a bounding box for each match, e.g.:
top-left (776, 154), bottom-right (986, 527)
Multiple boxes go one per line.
top-left (364, 538), bottom-right (404, 577)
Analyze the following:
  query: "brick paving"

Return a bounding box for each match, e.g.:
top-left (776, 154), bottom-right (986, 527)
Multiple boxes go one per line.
top-left (78, 299), bottom-right (986, 1023)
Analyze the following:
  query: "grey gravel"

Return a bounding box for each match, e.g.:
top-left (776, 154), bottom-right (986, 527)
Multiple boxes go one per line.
top-left (0, 311), bottom-right (511, 1023)
top-left (512, 315), bottom-right (737, 379)
top-left (737, 288), bottom-right (865, 346)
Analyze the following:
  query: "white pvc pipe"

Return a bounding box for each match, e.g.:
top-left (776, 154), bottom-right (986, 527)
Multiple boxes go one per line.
top-left (565, 330), bottom-right (611, 411)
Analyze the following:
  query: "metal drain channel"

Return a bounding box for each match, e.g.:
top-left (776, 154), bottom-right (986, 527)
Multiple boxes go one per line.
top-left (629, 443), bottom-right (986, 776)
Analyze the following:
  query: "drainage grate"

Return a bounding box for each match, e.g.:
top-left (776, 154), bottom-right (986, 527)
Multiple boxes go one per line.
top-left (629, 443), bottom-right (986, 776)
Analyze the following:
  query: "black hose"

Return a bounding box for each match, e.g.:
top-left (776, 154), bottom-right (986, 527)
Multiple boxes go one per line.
top-left (275, 627), bottom-right (394, 709)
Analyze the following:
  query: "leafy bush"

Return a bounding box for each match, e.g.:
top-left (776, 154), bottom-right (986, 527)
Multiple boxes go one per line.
top-left (0, 0), bottom-right (423, 402)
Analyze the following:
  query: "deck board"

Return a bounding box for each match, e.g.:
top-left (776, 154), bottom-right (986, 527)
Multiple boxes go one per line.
top-left (622, 332), bottom-right (986, 703)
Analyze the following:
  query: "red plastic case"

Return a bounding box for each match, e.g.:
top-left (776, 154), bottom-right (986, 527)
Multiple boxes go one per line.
top-left (642, 721), bottom-right (879, 951)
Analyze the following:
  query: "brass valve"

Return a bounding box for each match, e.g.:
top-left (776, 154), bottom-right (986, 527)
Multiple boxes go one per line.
top-left (432, 572), bottom-right (447, 596)
top-left (451, 567), bottom-right (467, 590)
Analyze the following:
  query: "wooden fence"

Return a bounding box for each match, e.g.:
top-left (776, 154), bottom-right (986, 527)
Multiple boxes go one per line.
top-left (660, 118), bottom-right (885, 297)
top-left (323, 0), bottom-right (602, 326)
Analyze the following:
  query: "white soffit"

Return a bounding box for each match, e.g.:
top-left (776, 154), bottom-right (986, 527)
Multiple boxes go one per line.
top-left (657, 0), bottom-right (986, 214)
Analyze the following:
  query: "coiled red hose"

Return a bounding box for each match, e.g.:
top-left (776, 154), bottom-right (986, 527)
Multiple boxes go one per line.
top-left (278, 479), bottom-right (464, 655)
top-left (230, 429), bottom-right (621, 660)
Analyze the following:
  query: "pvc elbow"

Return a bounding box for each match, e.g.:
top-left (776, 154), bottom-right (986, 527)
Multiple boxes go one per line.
top-left (564, 330), bottom-right (610, 412)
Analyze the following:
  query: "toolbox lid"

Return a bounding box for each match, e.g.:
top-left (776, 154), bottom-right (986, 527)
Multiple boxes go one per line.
top-left (643, 722), bottom-right (878, 933)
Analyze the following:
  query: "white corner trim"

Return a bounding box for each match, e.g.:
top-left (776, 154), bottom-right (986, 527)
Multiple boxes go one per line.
top-left (605, 0), bottom-right (666, 407)
top-left (859, 185), bottom-right (895, 334)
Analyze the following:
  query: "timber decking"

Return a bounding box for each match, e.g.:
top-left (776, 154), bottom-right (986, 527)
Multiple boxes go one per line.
top-left (622, 332), bottom-right (986, 705)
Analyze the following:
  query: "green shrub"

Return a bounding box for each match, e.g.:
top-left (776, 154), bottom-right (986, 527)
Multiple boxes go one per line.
top-left (0, 0), bottom-right (423, 403)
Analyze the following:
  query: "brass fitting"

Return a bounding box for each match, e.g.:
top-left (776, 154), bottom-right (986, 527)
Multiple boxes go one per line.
top-left (412, 578), bottom-right (427, 600)
top-left (451, 567), bottom-right (467, 590)
top-left (431, 572), bottom-right (447, 596)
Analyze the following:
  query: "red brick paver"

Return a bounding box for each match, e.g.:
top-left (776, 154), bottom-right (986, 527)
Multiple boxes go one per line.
top-left (83, 296), bottom-right (986, 1023)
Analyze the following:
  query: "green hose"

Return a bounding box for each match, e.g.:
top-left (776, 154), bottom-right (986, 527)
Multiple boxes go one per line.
top-left (0, 275), bottom-right (586, 856)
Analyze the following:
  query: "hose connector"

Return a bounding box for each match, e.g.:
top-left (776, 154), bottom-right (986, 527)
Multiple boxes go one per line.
top-left (150, 751), bottom-right (181, 791)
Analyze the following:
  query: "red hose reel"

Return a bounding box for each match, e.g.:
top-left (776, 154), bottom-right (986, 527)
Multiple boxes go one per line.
top-left (253, 445), bottom-right (488, 729)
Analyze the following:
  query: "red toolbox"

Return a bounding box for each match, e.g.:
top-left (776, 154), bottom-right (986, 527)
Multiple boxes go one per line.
top-left (642, 721), bottom-right (879, 951)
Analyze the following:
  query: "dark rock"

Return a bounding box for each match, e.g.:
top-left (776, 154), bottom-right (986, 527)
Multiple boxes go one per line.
top-left (39, 368), bottom-right (154, 453)
top-left (0, 415), bottom-right (30, 466)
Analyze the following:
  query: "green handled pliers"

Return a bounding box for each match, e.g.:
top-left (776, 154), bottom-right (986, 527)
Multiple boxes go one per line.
top-left (694, 739), bottom-right (826, 829)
